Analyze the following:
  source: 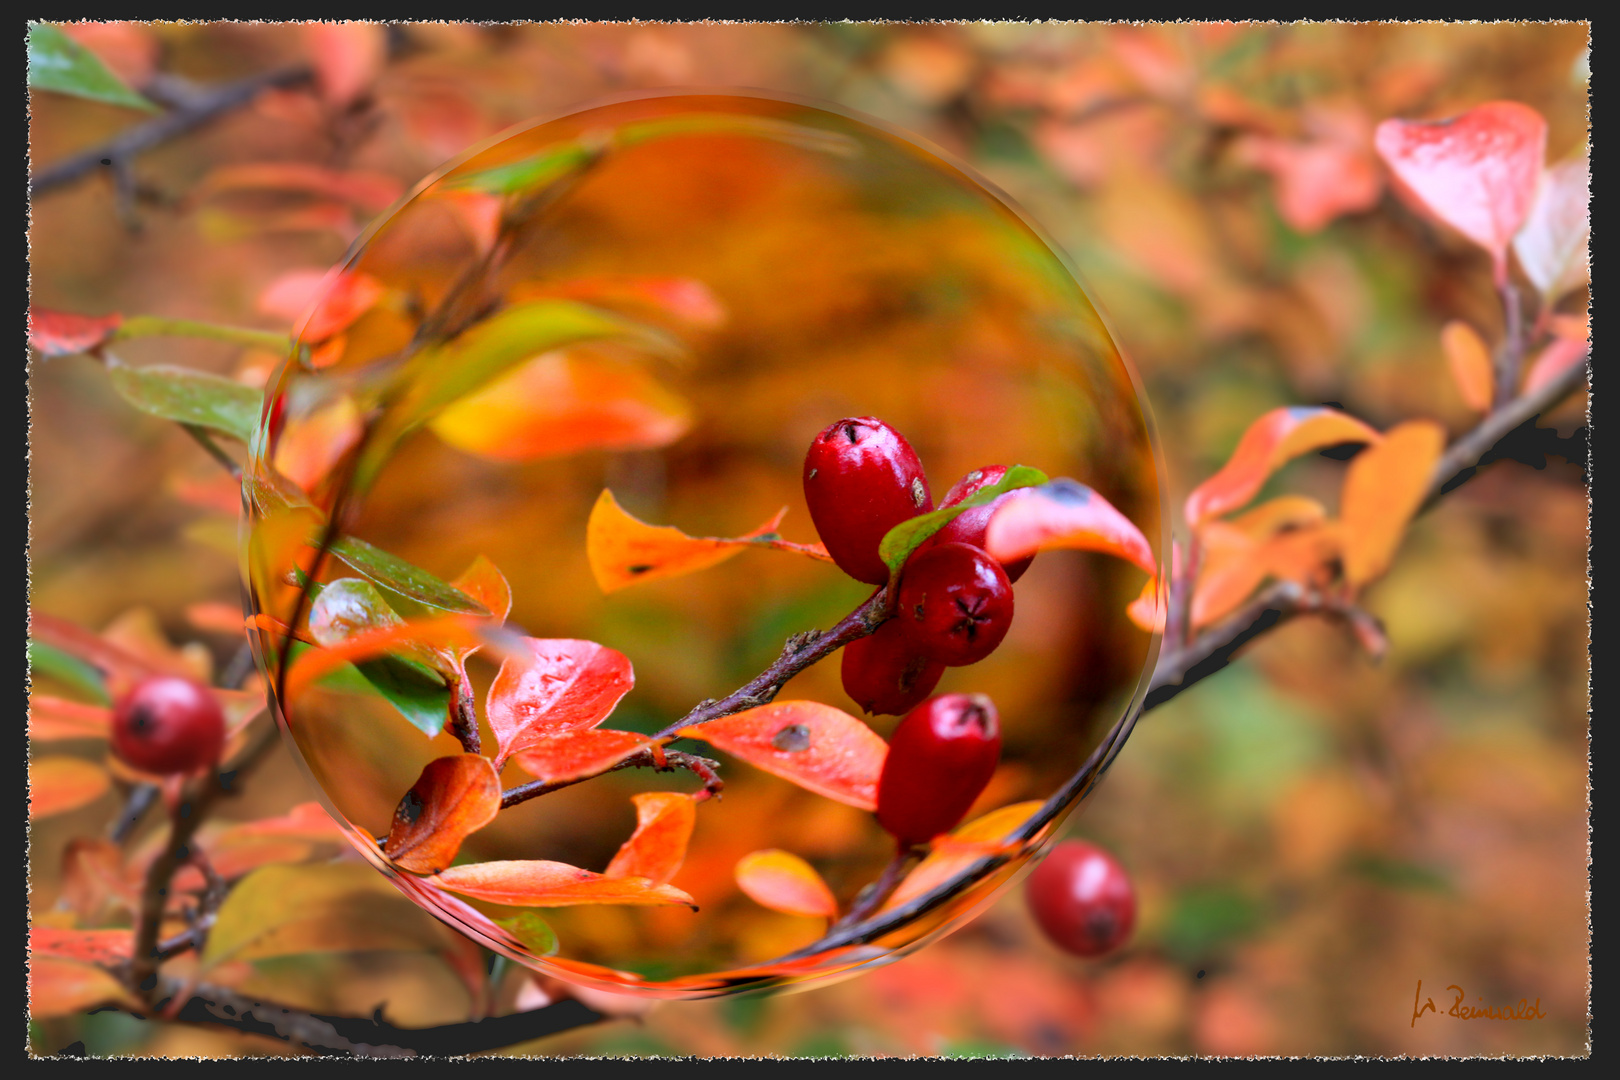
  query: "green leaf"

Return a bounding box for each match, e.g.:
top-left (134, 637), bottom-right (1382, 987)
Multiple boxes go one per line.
top-left (493, 911), bottom-right (559, 957)
top-left (113, 314), bottom-right (291, 352)
top-left (443, 142), bottom-right (601, 197)
top-left (328, 536), bottom-right (491, 617)
top-left (353, 656), bottom-right (452, 738)
top-left (1347, 854), bottom-right (1452, 893)
top-left (104, 355), bottom-right (263, 443)
top-left (27, 24), bottom-right (159, 112)
top-left (1160, 886), bottom-right (1263, 962)
top-left (877, 464), bottom-right (1049, 573)
top-left (28, 640), bottom-right (111, 705)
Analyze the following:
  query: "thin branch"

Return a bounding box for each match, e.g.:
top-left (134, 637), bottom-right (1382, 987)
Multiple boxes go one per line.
top-left (831, 845), bottom-right (920, 932)
top-left (108, 784), bottom-right (161, 844)
top-left (30, 66), bottom-right (313, 197)
top-left (180, 424), bottom-right (242, 481)
top-left (1494, 281), bottom-right (1526, 410)
top-left (500, 748), bottom-right (722, 810)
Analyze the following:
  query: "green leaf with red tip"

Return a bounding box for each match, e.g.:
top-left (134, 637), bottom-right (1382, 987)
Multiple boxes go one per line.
top-left (493, 911), bottom-right (559, 957)
top-left (677, 701), bottom-right (888, 810)
top-left (878, 465), bottom-right (1048, 574)
top-left (103, 355), bottom-right (263, 443)
top-left (28, 640), bottom-right (111, 704)
top-left (1183, 406), bottom-right (1382, 528)
top-left (983, 479), bottom-right (1157, 575)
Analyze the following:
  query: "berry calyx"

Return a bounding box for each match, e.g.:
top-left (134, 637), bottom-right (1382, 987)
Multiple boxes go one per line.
top-left (927, 465), bottom-right (1035, 582)
top-left (876, 692), bottom-right (1002, 846)
top-left (804, 417), bottom-right (932, 586)
top-left (1025, 840), bottom-right (1137, 958)
top-left (897, 542), bottom-right (1015, 666)
top-left (110, 676), bottom-right (226, 776)
top-left (841, 618), bottom-right (946, 716)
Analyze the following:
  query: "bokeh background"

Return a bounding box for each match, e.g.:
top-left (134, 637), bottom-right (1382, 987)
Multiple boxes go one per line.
top-left (28, 21), bottom-right (1590, 1057)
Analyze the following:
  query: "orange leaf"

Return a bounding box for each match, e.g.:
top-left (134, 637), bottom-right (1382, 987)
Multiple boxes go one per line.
top-left (197, 163), bottom-right (403, 213)
top-left (512, 729), bottom-right (652, 786)
top-left (1442, 321), bottom-right (1495, 413)
top-left (1340, 420), bottom-right (1447, 588)
top-left (885, 801), bottom-right (1047, 911)
top-left (428, 352), bottom-right (692, 463)
top-left (485, 638), bottom-right (634, 767)
top-left (1523, 335), bottom-right (1590, 397)
top-left (587, 489), bottom-right (822, 594)
top-left (217, 802), bottom-right (345, 844)
top-left (734, 849), bottom-right (838, 919)
top-left (1191, 497), bottom-right (1329, 629)
top-left (1374, 101), bottom-right (1547, 286)
top-left (185, 600), bottom-right (249, 635)
top-left (430, 860), bottom-right (697, 909)
top-left (28, 696), bottom-right (111, 741)
top-left (29, 756), bottom-right (111, 819)
top-left (60, 838), bottom-right (137, 919)
top-left (677, 701), bottom-right (888, 811)
top-left (605, 792), bottom-right (697, 886)
top-left (30, 926), bottom-right (134, 966)
top-left (27, 309), bottom-right (123, 357)
top-left (1258, 523), bottom-right (1342, 588)
top-left (272, 393), bottom-right (362, 493)
top-left (452, 555), bottom-right (513, 624)
top-left (384, 755), bottom-right (503, 874)
top-left (303, 21), bottom-right (387, 108)
top-left (27, 956), bottom-right (140, 1019)
top-left (1184, 407), bottom-right (1381, 527)
top-left (983, 478), bottom-right (1156, 574)
top-left (513, 276), bottom-right (726, 328)
top-left (257, 267), bottom-right (385, 343)
top-left (1126, 575), bottom-right (1166, 634)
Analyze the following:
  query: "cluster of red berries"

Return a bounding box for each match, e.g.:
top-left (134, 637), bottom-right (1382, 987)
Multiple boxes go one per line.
top-left (803, 417), bottom-right (1030, 717)
top-left (109, 675), bottom-right (226, 776)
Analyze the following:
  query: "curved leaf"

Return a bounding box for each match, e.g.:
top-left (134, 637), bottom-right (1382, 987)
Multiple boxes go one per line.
top-left (605, 792), bottom-right (698, 886)
top-left (1340, 420), bottom-right (1447, 588)
top-left (1191, 496), bottom-right (1329, 629)
top-left (1184, 406), bottom-right (1381, 527)
top-left (1513, 152), bottom-right (1590, 302)
top-left (677, 700), bottom-right (888, 811)
top-left (258, 267), bottom-right (387, 343)
top-left (734, 849), bottom-right (838, 919)
top-left (1126, 575), bottom-right (1166, 635)
top-left (385, 754), bottom-right (502, 874)
top-left (1441, 321), bottom-right (1495, 414)
top-left (983, 478), bottom-right (1156, 574)
top-left (30, 927), bottom-right (134, 966)
top-left (880, 465), bottom-right (1048, 573)
top-left (451, 554), bottom-right (513, 623)
top-left (104, 355), bottom-right (263, 443)
top-left (885, 801), bottom-right (1046, 911)
top-left (27, 308), bottom-right (123, 357)
top-left (1374, 101), bottom-right (1546, 286)
top-left (329, 535), bottom-right (491, 616)
top-left (430, 860), bottom-right (697, 909)
top-left (285, 615), bottom-right (488, 701)
top-left (27, 956), bottom-right (140, 1020)
top-left (512, 729), bottom-right (651, 785)
top-left (308, 577), bottom-right (454, 735)
top-left (28, 23), bottom-right (157, 111)
top-left (486, 638), bottom-right (634, 766)
top-left (493, 911), bottom-right (559, 957)
top-left (28, 695), bottom-right (111, 741)
top-left (28, 639), bottom-right (112, 704)
top-left (29, 756), bottom-right (111, 819)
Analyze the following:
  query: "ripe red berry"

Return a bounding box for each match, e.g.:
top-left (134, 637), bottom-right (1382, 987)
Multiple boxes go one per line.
top-left (876, 693), bottom-right (1002, 845)
top-left (897, 542), bottom-right (1015, 666)
top-left (803, 417), bottom-right (932, 585)
top-left (841, 618), bottom-right (946, 716)
top-left (926, 466), bottom-right (1035, 582)
top-left (110, 676), bottom-right (226, 776)
top-left (1025, 840), bottom-right (1137, 958)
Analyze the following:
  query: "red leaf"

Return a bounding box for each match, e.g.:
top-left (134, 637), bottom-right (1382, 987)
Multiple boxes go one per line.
top-left (604, 792), bottom-right (697, 886)
top-left (1340, 420), bottom-right (1447, 588)
top-left (1233, 106), bottom-right (1381, 233)
top-left (485, 638), bottom-right (634, 767)
top-left (303, 21), bottom-right (387, 108)
top-left (1375, 101), bottom-right (1547, 286)
top-left (734, 849), bottom-right (838, 918)
top-left (430, 860), bottom-right (697, 909)
top-left (1523, 334), bottom-right (1590, 397)
top-left (384, 754), bottom-right (503, 874)
top-left (512, 729), bottom-right (651, 786)
top-left (257, 267), bottom-right (385, 343)
top-left (28, 696), bottom-right (111, 741)
top-left (30, 927), bottom-right (134, 965)
top-left (982, 479), bottom-right (1156, 574)
top-left (1513, 152), bottom-right (1590, 302)
top-left (1184, 406), bottom-right (1381, 528)
top-left (27, 309), bottom-right (123, 357)
top-left (1441, 321), bottom-right (1495, 414)
top-left (29, 756), bottom-right (111, 819)
top-left (677, 701), bottom-right (888, 811)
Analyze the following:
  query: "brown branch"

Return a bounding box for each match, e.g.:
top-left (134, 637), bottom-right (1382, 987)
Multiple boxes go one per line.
top-left (29, 66), bottom-right (313, 197)
top-left (500, 748), bottom-right (722, 811)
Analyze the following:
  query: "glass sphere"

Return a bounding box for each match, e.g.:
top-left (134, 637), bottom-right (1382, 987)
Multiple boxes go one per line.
top-left (244, 90), bottom-right (1163, 999)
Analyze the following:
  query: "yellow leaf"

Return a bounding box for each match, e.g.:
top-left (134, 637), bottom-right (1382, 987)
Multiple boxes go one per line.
top-left (1340, 420), bottom-right (1446, 587)
top-left (1441, 321), bottom-right (1494, 413)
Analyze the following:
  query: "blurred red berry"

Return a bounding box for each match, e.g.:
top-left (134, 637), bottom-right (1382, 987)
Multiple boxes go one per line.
top-left (110, 676), bottom-right (226, 776)
top-left (1025, 840), bottom-right (1137, 957)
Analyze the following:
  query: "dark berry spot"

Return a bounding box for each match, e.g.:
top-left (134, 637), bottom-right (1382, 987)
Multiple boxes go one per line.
top-left (843, 423), bottom-right (859, 443)
top-left (771, 723), bottom-right (812, 752)
top-left (627, 564), bottom-right (654, 575)
top-left (130, 704), bottom-right (154, 733)
top-left (398, 789), bottom-right (424, 825)
top-left (1085, 908), bottom-right (1118, 943)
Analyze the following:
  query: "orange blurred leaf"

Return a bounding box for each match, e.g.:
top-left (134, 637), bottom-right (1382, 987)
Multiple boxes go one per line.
top-left (605, 792), bottom-right (698, 886)
top-left (513, 276), bottom-right (726, 328)
top-left (512, 729), bottom-right (652, 786)
top-left (384, 754), bottom-right (502, 874)
top-left (451, 554), bottom-right (513, 624)
top-left (185, 600), bottom-right (249, 635)
top-left (215, 801), bottom-right (346, 844)
top-left (272, 393), bottom-right (362, 493)
top-left (485, 637), bottom-right (634, 767)
top-left (27, 956), bottom-right (140, 1019)
top-left (257, 267), bottom-right (385, 342)
top-left (28, 695), bottom-right (110, 741)
top-left (734, 849), bottom-right (838, 919)
top-left (31, 926), bottom-right (135, 966)
top-left (1340, 420), bottom-right (1447, 588)
top-left (60, 838), bottom-right (137, 919)
top-left (27, 308), bottom-right (123, 357)
top-left (428, 352), bottom-right (692, 463)
top-left (1374, 101), bottom-right (1547, 286)
top-left (677, 700), bottom-right (888, 811)
top-left (885, 801), bottom-right (1046, 911)
top-left (29, 756), bottom-right (111, 819)
top-left (1126, 575), bottom-right (1166, 634)
top-left (982, 478), bottom-right (1156, 574)
top-left (1442, 321), bottom-right (1495, 413)
top-left (1523, 335), bottom-right (1590, 396)
top-left (303, 21), bottom-right (386, 108)
top-left (430, 860), bottom-right (697, 909)
top-left (1184, 406), bottom-right (1382, 527)
top-left (1191, 497), bottom-right (1329, 629)
top-left (197, 162), bottom-right (404, 213)
top-left (586, 489), bottom-right (825, 594)
top-left (1513, 151), bottom-right (1590, 302)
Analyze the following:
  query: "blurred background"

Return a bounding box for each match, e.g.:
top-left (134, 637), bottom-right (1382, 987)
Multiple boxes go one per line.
top-left (28, 21), bottom-right (1590, 1057)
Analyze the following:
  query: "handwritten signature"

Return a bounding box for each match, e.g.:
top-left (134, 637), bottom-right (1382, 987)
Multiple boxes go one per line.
top-left (1411, 980), bottom-right (1546, 1027)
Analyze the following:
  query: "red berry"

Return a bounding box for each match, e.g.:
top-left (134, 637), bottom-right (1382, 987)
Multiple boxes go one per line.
top-left (841, 618), bottom-right (946, 716)
top-left (897, 542), bottom-right (1014, 666)
top-left (804, 417), bottom-right (932, 585)
top-left (927, 466), bottom-right (1034, 582)
top-left (1025, 840), bottom-right (1137, 958)
top-left (876, 693), bottom-right (1002, 845)
top-left (110, 676), bottom-right (226, 776)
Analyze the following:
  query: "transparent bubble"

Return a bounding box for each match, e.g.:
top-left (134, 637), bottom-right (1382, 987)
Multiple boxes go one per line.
top-left (244, 90), bottom-right (1164, 999)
